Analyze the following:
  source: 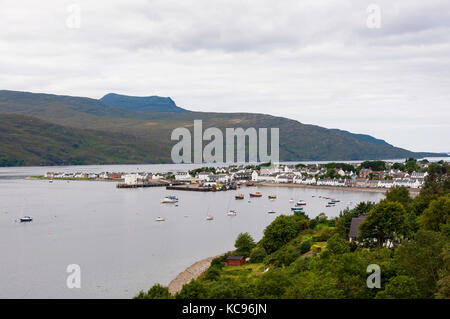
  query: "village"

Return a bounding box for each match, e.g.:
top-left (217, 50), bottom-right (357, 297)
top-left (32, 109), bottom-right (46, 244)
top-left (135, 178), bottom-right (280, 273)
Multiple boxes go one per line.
top-left (39, 159), bottom-right (440, 191)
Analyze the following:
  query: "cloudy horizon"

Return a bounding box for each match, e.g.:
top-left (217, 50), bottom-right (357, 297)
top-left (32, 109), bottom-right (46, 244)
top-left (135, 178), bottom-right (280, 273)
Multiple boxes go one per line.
top-left (1, 0), bottom-right (449, 153)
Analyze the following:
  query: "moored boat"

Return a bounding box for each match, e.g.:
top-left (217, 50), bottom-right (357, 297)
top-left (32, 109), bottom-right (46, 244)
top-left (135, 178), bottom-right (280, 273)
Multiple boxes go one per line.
top-left (268, 194), bottom-right (277, 199)
top-left (268, 211), bottom-right (276, 214)
top-left (161, 195), bottom-right (179, 203)
top-left (155, 217), bottom-right (165, 222)
top-left (206, 215), bottom-right (214, 221)
top-left (297, 200), bottom-right (306, 205)
top-left (235, 194), bottom-right (245, 200)
top-left (250, 192), bottom-right (262, 198)
top-left (20, 216), bottom-right (33, 222)
top-left (227, 210), bottom-right (237, 216)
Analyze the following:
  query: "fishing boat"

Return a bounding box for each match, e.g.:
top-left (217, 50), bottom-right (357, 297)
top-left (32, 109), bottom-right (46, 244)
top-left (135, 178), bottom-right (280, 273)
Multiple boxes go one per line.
top-left (155, 217), bottom-right (165, 222)
top-left (296, 200), bottom-right (306, 206)
top-left (250, 192), bottom-right (262, 198)
top-left (227, 210), bottom-right (237, 216)
top-left (268, 194), bottom-right (277, 199)
top-left (20, 216), bottom-right (33, 222)
top-left (161, 195), bottom-right (179, 203)
top-left (235, 194), bottom-right (245, 200)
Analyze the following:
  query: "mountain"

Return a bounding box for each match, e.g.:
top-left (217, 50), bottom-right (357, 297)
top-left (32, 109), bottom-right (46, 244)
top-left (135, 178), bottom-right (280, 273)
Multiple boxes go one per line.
top-left (0, 90), bottom-right (446, 166)
top-left (100, 93), bottom-right (188, 113)
top-left (0, 114), bottom-right (166, 166)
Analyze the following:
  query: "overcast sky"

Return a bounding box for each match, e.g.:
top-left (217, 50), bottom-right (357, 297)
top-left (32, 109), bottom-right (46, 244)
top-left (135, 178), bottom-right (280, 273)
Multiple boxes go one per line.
top-left (0, 0), bottom-right (449, 153)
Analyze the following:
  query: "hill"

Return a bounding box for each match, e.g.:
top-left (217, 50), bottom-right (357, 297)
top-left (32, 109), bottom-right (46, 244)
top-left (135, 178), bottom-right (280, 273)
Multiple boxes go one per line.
top-left (100, 93), bottom-right (188, 113)
top-left (0, 90), bottom-right (445, 166)
top-left (0, 114), bottom-right (166, 166)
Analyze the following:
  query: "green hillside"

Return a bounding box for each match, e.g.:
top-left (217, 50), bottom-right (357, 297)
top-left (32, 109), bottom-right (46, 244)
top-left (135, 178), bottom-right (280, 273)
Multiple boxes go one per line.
top-left (0, 90), bottom-right (445, 166)
top-left (0, 114), bottom-right (166, 166)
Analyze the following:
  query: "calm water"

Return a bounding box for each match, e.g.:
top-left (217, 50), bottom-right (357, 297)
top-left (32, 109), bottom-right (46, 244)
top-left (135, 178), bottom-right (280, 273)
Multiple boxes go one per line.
top-left (0, 165), bottom-right (385, 298)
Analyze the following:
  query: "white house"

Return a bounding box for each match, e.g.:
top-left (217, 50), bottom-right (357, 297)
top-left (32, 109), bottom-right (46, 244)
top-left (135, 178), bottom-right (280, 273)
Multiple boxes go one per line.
top-left (174, 171), bottom-right (192, 181)
top-left (124, 174), bottom-right (138, 185)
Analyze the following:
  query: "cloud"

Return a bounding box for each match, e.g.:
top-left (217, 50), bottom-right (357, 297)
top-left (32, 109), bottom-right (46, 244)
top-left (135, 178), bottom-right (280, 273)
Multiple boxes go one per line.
top-left (0, 0), bottom-right (449, 152)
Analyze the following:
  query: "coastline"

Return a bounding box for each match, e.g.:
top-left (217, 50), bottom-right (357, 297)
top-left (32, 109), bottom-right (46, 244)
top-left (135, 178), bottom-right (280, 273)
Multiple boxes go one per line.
top-left (168, 254), bottom-right (224, 295)
top-left (256, 182), bottom-right (421, 195)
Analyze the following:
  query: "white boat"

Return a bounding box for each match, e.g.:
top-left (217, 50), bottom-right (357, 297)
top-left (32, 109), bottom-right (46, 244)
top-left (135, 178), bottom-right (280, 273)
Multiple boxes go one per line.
top-left (161, 195), bottom-right (179, 203)
top-left (155, 217), bottom-right (165, 222)
top-left (206, 215), bottom-right (214, 221)
top-left (20, 216), bottom-right (33, 222)
top-left (227, 210), bottom-right (237, 216)
top-left (297, 200), bottom-right (306, 206)
top-left (289, 198), bottom-right (294, 203)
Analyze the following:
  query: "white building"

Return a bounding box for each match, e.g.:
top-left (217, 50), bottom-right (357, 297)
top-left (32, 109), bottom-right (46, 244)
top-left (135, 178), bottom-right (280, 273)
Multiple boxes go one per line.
top-left (124, 174), bottom-right (138, 185)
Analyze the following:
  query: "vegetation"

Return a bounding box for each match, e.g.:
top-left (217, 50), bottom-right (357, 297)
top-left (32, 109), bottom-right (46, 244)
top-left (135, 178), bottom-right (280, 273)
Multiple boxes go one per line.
top-left (136, 161), bottom-right (449, 299)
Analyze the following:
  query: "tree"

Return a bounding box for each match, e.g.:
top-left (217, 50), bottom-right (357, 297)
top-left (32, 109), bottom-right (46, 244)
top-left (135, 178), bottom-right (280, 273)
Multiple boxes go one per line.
top-left (175, 279), bottom-right (208, 299)
top-left (260, 215), bottom-right (307, 254)
top-left (419, 194), bottom-right (450, 232)
top-left (335, 202), bottom-right (376, 238)
top-left (234, 232), bottom-right (256, 256)
top-left (327, 235), bottom-right (350, 254)
top-left (249, 247), bottom-right (267, 263)
top-left (385, 186), bottom-right (412, 208)
top-left (375, 276), bottom-right (420, 299)
top-left (284, 272), bottom-right (344, 299)
top-left (394, 230), bottom-right (445, 298)
top-left (359, 200), bottom-right (407, 247)
top-left (135, 284), bottom-right (171, 299)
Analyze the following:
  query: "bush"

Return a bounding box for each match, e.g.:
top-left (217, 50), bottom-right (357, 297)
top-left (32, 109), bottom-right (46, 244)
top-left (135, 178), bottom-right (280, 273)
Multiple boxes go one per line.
top-left (134, 283), bottom-right (171, 299)
top-left (249, 247), bottom-right (267, 263)
top-left (299, 239), bottom-right (313, 254)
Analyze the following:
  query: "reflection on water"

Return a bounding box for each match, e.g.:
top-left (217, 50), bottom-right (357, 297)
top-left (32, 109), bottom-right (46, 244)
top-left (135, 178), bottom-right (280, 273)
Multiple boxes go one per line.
top-left (0, 167), bottom-right (385, 298)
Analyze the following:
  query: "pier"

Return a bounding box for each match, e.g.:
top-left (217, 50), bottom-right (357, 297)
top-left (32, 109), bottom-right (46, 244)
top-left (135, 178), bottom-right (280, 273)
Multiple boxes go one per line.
top-left (116, 181), bottom-right (183, 189)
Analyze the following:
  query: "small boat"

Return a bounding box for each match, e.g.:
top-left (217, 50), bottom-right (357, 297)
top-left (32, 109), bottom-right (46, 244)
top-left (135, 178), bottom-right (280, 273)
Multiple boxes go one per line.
top-left (155, 217), bottom-right (165, 222)
top-left (289, 198), bottom-right (294, 203)
top-left (291, 207), bottom-right (303, 211)
top-left (327, 201), bottom-right (336, 205)
top-left (250, 192), bottom-right (262, 198)
top-left (268, 194), bottom-right (277, 199)
top-left (235, 194), bottom-right (245, 200)
top-left (49, 180), bottom-right (53, 183)
top-left (161, 195), bottom-right (179, 203)
top-left (297, 200), bottom-right (306, 206)
top-left (20, 216), bottom-right (33, 222)
top-left (325, 205), bottom-right (333, 208)
top-left (206, 215), bottom-right (214, 221)
top-left (268, 211), bottom-right (276, 214)
top-left (227, 210), bottom-right (237, 216)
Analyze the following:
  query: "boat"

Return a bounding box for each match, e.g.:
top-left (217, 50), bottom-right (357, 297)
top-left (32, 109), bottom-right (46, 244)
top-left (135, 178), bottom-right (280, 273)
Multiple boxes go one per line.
top-left (161, 195), bottom-right (179, 203)
top-left (325, 205), bottom-right (333, 207)
top-left (20, 216), bottom-right (33, 222)
top-left (289, 198), bottom-right (294, 203)
top-left (296, 200), bottom-right (306, 206)
top-left (291, 206), bottom-right (303, 211)
top-left (155, 217), bottom-right (165, 222)
top-left (268, 194), bottom-right (277, 199)
top-left (327, 201), bottom-right (336, 205)
top-left (227, 210), bottom-right (237, 216)
top-left (206, 215), bottom-right (214, 221)
top-left (250, 192), bottom-right (262, 198)
top-left (268, 211), bottom-right (276, 214)
top-left (49, 180), bottom-right (53, 183)
top-left (235, 194), bottom-right (245, 200)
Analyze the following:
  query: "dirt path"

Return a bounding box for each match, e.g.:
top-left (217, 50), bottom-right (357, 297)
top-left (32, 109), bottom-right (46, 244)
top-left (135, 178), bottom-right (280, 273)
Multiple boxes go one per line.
top-left (168, 254), bottom-right (224, 295)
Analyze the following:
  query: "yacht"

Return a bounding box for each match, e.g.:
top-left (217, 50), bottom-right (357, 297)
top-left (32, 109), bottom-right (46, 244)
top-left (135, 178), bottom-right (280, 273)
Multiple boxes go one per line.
top-left (227, 210), bottom-right (237, 216)
top-left (161, 195), bottom-right (179, 203)
top-left (206, 215), bottom-right (214, 221)
top-left (155, 217), bottom-right (165, 222)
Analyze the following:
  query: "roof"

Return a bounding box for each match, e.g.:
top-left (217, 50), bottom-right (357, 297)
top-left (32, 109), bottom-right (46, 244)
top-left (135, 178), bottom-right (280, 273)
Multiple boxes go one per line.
top-left (349, 216), bottom-right (367, 239)
top-left (227, 256), bottom-right (245, 260)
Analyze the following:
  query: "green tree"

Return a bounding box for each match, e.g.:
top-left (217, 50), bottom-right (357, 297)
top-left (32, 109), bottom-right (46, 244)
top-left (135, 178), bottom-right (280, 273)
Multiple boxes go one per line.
top-left (385, 186), bottom-right (412, 208)
top-left (175, 279), bottom-right (208, 299)
top-left (419, 194), bottom-right (450, 232)
top-left (234, 232), bottom-right (256, 256)
top-left (260, 215), bottom-right (307, 254)
top-left (359, 200), bottom-right (407, 247)
top-left (394, 230), bottom-right (445, 298)
top-left (327, 235), bottom-right (350, 254)
top-left (249, 247), bottom-right (267, 263)
top-left (335, 202), bottom-right (375, 238)
top-left (135, 283), bottom-right (171, 299)
top-left (375, 276), bottom-right (420, 299)
top-left (283, 272), bottom-right (344, 299)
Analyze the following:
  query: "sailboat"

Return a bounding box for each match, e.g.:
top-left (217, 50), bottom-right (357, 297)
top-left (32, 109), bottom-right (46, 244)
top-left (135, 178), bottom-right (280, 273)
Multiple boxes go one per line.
top-left (226, 194), bottom-right (237, 216)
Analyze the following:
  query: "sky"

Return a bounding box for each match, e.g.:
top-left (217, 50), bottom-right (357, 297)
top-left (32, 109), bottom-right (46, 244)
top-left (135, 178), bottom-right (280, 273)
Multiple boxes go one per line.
top-left (0, 0), bottom-right (449, 153)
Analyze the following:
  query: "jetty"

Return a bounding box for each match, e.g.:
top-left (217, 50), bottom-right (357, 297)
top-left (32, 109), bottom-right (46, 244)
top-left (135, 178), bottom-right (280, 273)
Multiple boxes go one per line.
top-left (116, 181), bottom-right (183, 189)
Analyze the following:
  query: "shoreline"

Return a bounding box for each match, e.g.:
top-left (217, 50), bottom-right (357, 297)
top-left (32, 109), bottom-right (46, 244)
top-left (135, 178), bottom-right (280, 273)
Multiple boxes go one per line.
top-left (256, 182), bottom-right (421, 195)
top-left (168, 254), bottom-right (224, 295)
